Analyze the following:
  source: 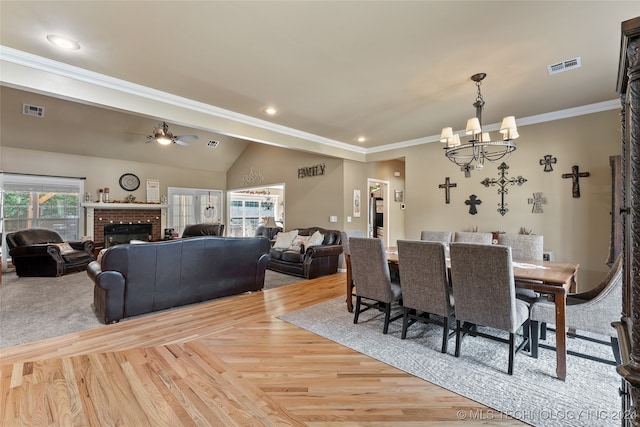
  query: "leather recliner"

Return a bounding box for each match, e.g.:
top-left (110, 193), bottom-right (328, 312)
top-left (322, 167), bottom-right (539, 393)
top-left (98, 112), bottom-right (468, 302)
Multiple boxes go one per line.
top-left (182, 223), bottom-right (225, 237)
top-left (6, 228), bottom-right (95, 277)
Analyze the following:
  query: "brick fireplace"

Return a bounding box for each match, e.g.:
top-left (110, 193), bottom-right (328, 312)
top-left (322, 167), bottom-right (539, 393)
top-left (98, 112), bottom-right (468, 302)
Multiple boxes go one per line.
top-left (83, 203), bottom-right (168, 244)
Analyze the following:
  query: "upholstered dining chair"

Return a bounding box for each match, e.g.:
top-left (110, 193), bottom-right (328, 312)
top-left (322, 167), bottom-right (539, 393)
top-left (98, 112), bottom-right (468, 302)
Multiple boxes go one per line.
top-left (350, 237), bottom-right (403, 334)
top-left (530, 254), bottom-right (623, 365)
top-left (497, 233), bottom-right (543, 261)
top-left (449, 242), bottom-right (530, 375)
top-left (340, 230), bottom-right (365, 312)
top-left (497, 233), bottom-right (544, 303)
top-left (420, 231), bottom-right (453, 243)
top-left (397, 240), bottom-right (454, 352)
top-left (453, 231), bottom-right (493, 244)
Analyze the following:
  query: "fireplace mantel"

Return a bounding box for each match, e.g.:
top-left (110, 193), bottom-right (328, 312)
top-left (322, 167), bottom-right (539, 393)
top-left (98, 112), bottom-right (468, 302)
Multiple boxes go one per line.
top-left (83, 203), bottom-right (169, 241)
top-left (82, 203), bottom-right (169, 210)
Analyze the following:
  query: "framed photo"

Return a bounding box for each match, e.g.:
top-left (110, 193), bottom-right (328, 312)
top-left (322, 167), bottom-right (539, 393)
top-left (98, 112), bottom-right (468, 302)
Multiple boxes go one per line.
top-left (394, 189), bottom-right (403, 202)
top-left (353, 189), bottom-right (361, 217)
top-left (146, 179), bottom-right (160, 203)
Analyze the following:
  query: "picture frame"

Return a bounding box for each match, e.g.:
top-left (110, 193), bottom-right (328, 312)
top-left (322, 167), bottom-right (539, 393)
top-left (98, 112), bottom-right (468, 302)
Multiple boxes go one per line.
top-left (394, 189), bottom-right (403, 202)
top-left (353, 189), bottom-right (361, 217)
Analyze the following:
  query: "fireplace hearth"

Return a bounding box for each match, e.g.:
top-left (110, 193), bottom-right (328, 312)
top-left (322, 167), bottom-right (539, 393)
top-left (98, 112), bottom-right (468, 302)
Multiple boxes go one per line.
top-left (104, 223), bottom-right (153, 247)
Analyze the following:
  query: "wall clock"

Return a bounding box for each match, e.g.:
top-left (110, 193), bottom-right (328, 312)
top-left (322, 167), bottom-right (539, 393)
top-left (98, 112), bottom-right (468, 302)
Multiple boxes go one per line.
top-left (119, 173), bottom-right (140, 191)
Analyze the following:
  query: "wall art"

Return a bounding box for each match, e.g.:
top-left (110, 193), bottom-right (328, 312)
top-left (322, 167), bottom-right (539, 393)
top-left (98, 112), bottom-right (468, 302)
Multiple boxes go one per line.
top-left (480, 162), bottom-right (527, 216)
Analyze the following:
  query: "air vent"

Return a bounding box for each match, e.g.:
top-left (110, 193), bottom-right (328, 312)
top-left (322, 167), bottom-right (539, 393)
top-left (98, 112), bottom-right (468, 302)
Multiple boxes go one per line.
top-left (22, 103), bottom-right (44, 117)
top-left (547, 57), bottom-right (582, 75)
top-left (207, 140), bottom-right (220, 148)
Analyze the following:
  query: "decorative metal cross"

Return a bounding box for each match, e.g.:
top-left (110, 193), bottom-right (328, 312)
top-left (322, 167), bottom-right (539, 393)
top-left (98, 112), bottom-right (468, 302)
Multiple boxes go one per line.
top-left (528, 192), bottom-right (547, 213)
top-left (465, 194), bottom-right (482, 215)
top-left (539, 154), bottom-right (557, 172)
top-left (438, 177), bottom-right (457, 204)
top-left (561, 165), bottom-right (590, 198)
top-left (480, 162), bottom-right (528, 216)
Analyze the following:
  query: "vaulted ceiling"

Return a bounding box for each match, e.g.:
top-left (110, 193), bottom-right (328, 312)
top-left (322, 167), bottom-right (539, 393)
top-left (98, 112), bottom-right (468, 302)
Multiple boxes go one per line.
top-left (0, 2), bottom-right (636, 171)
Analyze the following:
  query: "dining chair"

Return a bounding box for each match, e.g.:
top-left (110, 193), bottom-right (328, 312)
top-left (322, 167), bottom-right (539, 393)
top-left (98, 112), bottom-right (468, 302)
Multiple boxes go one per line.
top-left (340, 230), bottom-right (364, 312)
top-left (350, 237), bottom-right (403, 334)
top-left (530, 254), bottom-right (623, 365)
top-left (453, 231), bottom-right (493, 244)
top-left (497, 233), bottom-right (543, 260)
top-left (449, 242), bottom-right (530, 375)
top-left (397, 240), bottom-right (454, 352)
top-left (497, 233), bottom-right (544, 303)
top-left (420, 231), bottom-right (453, 243)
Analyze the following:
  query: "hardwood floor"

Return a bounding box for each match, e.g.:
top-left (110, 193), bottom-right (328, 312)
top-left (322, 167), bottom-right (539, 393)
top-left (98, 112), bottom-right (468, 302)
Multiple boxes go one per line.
top-left (0, 273), bottom-right (524, 426)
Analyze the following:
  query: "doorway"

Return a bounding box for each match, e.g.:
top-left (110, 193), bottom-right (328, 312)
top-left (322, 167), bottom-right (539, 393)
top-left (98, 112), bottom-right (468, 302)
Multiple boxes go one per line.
top-left (367, 179), bottom-right (390, 247)
top-left (227, 184), bottom-right (285, 237)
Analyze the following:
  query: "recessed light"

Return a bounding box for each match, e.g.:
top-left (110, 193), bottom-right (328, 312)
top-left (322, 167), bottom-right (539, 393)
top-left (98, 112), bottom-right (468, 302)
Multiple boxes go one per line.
top-left (357, 136), bottom-right (366, 143)
top-left (263, 106), bottom-right (278, 115)
top-left (46, 35), bottom-right (81, 50)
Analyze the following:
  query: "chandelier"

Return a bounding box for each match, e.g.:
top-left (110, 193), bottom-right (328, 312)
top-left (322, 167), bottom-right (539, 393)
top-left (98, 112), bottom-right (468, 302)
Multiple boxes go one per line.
top-left (440, 73), bottom-right (519, 176)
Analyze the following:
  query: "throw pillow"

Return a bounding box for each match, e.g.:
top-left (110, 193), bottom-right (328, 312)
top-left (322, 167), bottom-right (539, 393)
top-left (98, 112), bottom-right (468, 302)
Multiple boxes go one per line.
top-left (306, 230), bottom-right (325, 247)
top-left (273, 230), bottom-right (298, 249)
top-left (55, 242), bottom-right (74, 253)
top-left (288, 235), bottom-right (309, 253)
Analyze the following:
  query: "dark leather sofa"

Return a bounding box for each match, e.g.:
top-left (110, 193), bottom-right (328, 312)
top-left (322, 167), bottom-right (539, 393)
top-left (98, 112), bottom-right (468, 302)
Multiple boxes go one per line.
top-left (267, 226), bottom-right (342, 279)
top-left (87, 236), bottom-right (271, 323)
top-left (6, 228), bottom-right (95, 277)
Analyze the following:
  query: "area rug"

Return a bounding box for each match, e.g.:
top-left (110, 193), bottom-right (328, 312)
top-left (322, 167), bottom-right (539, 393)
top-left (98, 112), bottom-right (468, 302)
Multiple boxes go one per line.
top-left (278, 297), bottom-right (621, 427)
top-left (0, 269), bottom-right (305, 348)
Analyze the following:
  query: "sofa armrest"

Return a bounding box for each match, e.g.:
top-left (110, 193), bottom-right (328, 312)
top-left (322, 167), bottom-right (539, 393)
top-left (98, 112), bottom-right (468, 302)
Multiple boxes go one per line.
top-left (88, 262), bottom-right (126, 324)
top-left (69, 240), bottom-right (95, 255)
top-left (305, 244), bottom-right (343, 258)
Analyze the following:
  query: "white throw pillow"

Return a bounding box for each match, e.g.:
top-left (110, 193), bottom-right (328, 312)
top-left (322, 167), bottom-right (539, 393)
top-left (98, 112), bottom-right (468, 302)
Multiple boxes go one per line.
top-left (273, 230), bottom-right (298, 249)
top-left (306, 230), bottom-right (325, 247)
top-left (55, 242), bottom-right (74, 253)
top-left (288, 235), bottom-right (309, 252)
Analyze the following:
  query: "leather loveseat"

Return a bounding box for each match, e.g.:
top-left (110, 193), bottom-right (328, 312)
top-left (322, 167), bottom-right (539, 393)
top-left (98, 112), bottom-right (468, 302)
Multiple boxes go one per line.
top-left (87, 236), bottom-right (271, 323)
top-left (6, 228), bottom-right (95, 277)
top-left (182, 223), bottom-right (225, 237)
top-left (267, 226), bottom-right (342, 279)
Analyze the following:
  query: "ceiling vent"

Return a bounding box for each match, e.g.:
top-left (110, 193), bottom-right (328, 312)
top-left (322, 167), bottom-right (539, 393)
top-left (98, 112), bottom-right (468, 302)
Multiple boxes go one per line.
top-left (547, 57), bottom-right (582, 75)
top-left (207, 139), bottom-right (220, 148)
top-left (22, 103), bottom-right (44, 117)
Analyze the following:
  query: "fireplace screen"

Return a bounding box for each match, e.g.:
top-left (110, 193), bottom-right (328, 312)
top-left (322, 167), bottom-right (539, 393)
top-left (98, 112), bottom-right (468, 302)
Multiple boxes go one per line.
top-left (104, 223), bottom-right (153, 247)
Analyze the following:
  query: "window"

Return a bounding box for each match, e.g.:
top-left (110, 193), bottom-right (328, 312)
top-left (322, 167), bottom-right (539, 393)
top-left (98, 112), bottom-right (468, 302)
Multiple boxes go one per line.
top-left (1, 174), bottom-right (85, 269)
top-left (228, 185), bottom-right (283, 237)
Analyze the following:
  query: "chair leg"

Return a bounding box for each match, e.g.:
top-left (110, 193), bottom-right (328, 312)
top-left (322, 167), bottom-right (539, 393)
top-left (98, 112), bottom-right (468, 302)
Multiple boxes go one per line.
top-left (401, 307), bottom-right (409, 339)
top-left (441, 316), bottom-right (450, 353)
top-left (383, 303), bottom-right (391, 334)
top-left (508, 332), bottom-right (515, 375)
top-left (540, 322), bottom-right (547, 340)
top-left (353, 296), bottom-right (361, 324)
top-left (612, 336), bottom-right (622, 365)
top-left (530, 320), bottom-right (539, 358)
top-left (454, 320), bottom-right (462, 357)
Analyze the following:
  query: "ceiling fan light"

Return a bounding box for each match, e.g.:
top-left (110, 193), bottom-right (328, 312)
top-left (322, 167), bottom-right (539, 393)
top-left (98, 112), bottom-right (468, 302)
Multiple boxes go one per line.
top-left (156, 136), bottom-right (172, 145)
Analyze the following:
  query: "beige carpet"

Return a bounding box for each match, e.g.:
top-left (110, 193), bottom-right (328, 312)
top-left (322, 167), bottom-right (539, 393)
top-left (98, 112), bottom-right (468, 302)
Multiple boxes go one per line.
top-left (0, 269), bottom-right (304, 348)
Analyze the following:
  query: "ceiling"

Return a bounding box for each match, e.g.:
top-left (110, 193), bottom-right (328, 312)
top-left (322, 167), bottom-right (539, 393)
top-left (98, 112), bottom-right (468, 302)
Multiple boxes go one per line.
top-left (0, 1), bottom-right (637, 171)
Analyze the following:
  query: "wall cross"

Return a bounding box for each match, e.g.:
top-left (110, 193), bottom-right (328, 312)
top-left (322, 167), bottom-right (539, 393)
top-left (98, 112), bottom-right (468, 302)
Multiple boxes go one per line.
top-left (561, 165), bottom-right (590, 198)
top-left (528, 192), bottom-right (548, 213)
top-left (480, 162), bottom-right (528, 216)
top-left (465, 194), bottom-right (482, 215)
top-left (539, 154), bottom-right (557, 172)
top-left (438, 177), bottom-right (457, 204)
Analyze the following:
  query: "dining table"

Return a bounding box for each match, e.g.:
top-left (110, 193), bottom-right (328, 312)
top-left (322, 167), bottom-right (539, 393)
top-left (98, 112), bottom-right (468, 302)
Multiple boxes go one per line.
top-left (382, 248), bottom-right (579, 380)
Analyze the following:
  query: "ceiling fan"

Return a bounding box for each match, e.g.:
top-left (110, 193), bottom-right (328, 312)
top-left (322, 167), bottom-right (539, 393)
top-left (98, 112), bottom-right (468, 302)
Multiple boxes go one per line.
top-left (147, 121), bottom-right (198, 146)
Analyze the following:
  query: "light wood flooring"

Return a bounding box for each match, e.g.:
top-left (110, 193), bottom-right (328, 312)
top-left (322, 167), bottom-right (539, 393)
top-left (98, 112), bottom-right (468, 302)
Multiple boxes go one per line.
top-left (0, 273), bottom-right (524, 426)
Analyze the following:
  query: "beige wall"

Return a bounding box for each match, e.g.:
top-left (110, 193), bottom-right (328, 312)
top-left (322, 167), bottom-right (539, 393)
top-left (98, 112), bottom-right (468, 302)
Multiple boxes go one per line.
top-left (1, 147), bottom-right (226, 232)
top-left (227, 144), bottom-right (345, 230)
top-left (2, 108), bottom-right (621, 290)
top-left (402, 109), bottom-right (620, 289)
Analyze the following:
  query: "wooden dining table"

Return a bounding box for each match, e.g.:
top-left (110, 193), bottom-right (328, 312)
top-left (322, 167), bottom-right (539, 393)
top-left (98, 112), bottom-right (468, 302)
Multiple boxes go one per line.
top-left (380, 249), bottom-right (579, 380)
